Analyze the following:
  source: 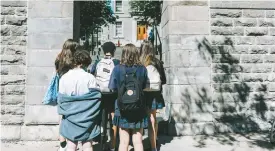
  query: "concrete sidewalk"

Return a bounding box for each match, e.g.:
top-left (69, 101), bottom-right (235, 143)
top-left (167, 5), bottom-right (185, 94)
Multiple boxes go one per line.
top-left (2, 133), bottom-right (275, 151)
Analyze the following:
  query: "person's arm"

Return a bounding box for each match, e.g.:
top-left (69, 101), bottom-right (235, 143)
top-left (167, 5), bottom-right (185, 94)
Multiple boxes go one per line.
top-left (143, 67), bottom-right (149, 89)
top-left (90, 62), bottom-right (97, 75)
top-left (159, 61), bottom-right (166, 85)
top-left (108, 66), bottom-right (118, 92)
top-left (88, 75), bottom-right (99, 89)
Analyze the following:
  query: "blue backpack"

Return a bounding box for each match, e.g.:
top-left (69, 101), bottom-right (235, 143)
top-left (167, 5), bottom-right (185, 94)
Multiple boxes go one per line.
top-left (43, 73), bottom-right (59, 106)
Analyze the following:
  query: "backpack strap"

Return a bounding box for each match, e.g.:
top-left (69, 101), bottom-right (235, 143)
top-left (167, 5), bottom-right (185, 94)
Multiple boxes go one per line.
top-left (112, 59), bottom-right (120, 66)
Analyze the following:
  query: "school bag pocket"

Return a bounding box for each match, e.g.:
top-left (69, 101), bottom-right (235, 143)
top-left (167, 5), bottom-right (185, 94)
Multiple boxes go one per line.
top-left (43, 73), bottom-right (59, 106)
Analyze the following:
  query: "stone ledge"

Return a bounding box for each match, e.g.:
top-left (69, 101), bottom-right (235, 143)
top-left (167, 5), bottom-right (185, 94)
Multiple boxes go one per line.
top-left (211, 1), bottom-right (275, 9)
top-left (21, 125), bottom-right (59, 141)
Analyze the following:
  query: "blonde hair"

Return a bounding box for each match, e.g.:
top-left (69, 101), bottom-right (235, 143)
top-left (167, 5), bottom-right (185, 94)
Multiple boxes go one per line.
top-left (140, 40), bottom-right (155, 67)
top-left (120, 43), bottom-right (141, 66)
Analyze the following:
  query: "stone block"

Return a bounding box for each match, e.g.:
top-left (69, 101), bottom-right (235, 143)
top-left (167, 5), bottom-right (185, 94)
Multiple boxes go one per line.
top-left (28, 1), bottom-right (73, 18)
top-left (1, 95), bottom-right (25, 105)
top-left (269, 83), bottom-right (275, 92)
top-left (245, 28), bottom-right (268, 36)
top-left (256, 36), bottom-right (275, 45)
top-left (1, 7), bottom-right (15, 15)
top-left (168, 21), bottom-right (209, 35)
top-left (234, 19), bottom-right (257, 27)
top-left (249, 46), bottom-right (269, 54)
top-left (258, 19), bottom-right (275, 27)
top-left (270, 28), bottom-right (275, 36)
top-left (212, 54), bottom-right (240, 63)
top-left (4, 85), bottom-right (25, 95)
top-left (211, 27), bottom-right (244, 36)
top-left (1, 1), bottom-right (27, 7)
top-left (28, 33), bottom-right (72, 49)
top-left (264, 55), bottom-right (275, 63)
top-left (241, 55), bottom-right (263, 63)
top-left (10, 25), bottom-right (27, 36)
top-left (235, 37), bottom-right (255, 45)
top-left (28, 49), bottom-right (60, 67)
top-left (15, 7), bottom-right (27, 16)
top-left (1, 114), bottom-right (24, 125)
top-left (1, 65), bottom-right (26, 75)
top-left (1, 36), bottom-right (27, 45)
top-left (243, 10), bottom-right (265, 18)
top-left (6, 16), bottom-right (27, 25)
top-left (211, 9), bottom-right (242, 18)
top-left (209, 36), bottom-right (234, 45)
top-left (165, 50), bottom-right (189, 67)
top-left (1, 55), bottom-right (25, 65)
top-left (2, 105), bottom-right (24, 115)
top-left (1, 126), bottom-right (21, 140)
top-left (25, 105), bottom-right (59, 125)
top-left (251, 64), bottom-right (272, 73)
top-left (168, 122), bottom-right (215, 135)
top-left (176, 6), bottom-right (209, 21)
top-left (165, 84), bottom-right (212, 104)
top-left (1, 75), bottom-right (25, 86)
top-left (27, 67), bottom-right (55, 86)
top-left (21, 126), bottom-right (59, 141)
top-left (28, 18), bottom-right (73, 34)
top-left (1, 45), bottom-right (26, 55)
top-left (211, 18), bottom-right (233, 27)
top-left (212, 73), bottom-right (241, 83)
top-left (242, 74), bottom-right (269, 82)
top-left (230, 46), bottom-right (249, 54)
top-left (1, 16), bottom-right (5, 25)
top-left (167, 67), bottom-right (211, 85)
top-left (26, 86), bottom-right (47, 105)
top-left (189, 51), bottom-right (211, 67)
top-left (212, 63), bottom-right (244, 73)
top-left (266, 10), bottom-right (275, 18)
top-left (1, 25), bottom-right (10, 36)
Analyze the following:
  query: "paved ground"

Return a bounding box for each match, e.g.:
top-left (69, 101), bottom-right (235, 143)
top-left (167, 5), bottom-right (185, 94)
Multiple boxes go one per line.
top-left (2, 133), bottom-right (275, 151)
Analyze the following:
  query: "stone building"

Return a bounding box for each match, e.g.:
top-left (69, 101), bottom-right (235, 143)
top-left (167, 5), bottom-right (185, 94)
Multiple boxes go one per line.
top-left (1, 0), bottom-right (275, 143)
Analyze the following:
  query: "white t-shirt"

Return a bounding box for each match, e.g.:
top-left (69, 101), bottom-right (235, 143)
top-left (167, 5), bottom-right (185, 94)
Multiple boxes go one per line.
top-left (59, 68), bottom-right (98, 96)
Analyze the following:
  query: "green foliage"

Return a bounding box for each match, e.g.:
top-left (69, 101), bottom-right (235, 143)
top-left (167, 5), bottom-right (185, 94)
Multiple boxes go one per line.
top-left (80, 1), bottom-right (117, 33)
top-left (129, 0), bottom-right (163, 26)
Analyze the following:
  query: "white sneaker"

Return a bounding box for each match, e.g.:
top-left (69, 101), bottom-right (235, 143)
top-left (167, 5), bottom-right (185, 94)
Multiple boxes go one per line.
top-left (58, 145), bottom-right (67, 151)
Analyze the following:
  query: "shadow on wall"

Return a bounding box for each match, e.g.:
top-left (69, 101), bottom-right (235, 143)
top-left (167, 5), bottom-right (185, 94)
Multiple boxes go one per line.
top-left (165, 37), bottom-right (275, 149)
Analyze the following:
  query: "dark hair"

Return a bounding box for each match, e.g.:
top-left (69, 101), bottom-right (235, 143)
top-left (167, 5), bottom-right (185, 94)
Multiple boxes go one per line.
top-left (120, 43), bottom-right (141, 66)
top-left (140, 40), bottom-right (156, 67)
top-left (55, 39), bottom-right (79, 76)
top-left (73, 50), bottom-right (92, 68)
top-left (102, 41), bottom-right (116, 56)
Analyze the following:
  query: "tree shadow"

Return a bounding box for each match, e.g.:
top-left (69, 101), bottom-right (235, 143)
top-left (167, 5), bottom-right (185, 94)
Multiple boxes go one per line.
top-left (164, 36), bottom-right (274, 149)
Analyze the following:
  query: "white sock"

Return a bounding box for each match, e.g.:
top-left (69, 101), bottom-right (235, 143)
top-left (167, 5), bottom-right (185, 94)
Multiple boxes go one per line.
top-left (152, 149), bottom-right (157, 151)
top-left (110, 149), bottom-right (115, 151)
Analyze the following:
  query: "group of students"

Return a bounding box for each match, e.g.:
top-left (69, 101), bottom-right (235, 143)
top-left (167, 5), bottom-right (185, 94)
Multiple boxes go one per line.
top-left (53, 39), bottom-right (166, 151)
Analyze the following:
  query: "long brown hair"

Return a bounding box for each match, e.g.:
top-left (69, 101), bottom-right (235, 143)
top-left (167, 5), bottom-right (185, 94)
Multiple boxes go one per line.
top-left (140, 40), bottom-right (155, 67)
top-left (120, 43), bottom-right (141, 66)
top-left (55, 39), bottom-right (79, 76)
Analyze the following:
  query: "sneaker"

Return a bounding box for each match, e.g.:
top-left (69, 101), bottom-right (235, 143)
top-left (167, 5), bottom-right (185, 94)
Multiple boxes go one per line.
top-left (58, 146), bottom-right (67, 151)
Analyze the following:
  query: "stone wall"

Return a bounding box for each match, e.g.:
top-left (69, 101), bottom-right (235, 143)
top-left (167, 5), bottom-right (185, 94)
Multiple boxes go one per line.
top-left (162, 0), bottom-right (275, 135)
top-left (1, 1), bottom-right (75, 141)
top-left (1, 1), bottom-right (28, 140)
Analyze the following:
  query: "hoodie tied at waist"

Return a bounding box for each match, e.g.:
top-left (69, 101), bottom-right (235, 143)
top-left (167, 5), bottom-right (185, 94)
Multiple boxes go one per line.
top-left (58, 88), bottom-right (101, 141)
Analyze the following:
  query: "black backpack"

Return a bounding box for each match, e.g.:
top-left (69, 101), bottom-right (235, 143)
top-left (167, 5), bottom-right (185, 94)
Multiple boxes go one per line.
top-left (118, 65), bottom-right (145, 113)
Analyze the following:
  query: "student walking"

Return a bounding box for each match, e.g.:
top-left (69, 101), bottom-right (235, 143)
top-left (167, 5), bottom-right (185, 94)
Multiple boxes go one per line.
top-left (90, 42), bottom-right (120, 151)
top-left (54, 39), bottom-right (79, 151)
top-left (108, 44), bottom-right (148, 151)
top-left (58, 50), bottom-right (101, 151)
top-left (140, 40), bottom-right (166, 151)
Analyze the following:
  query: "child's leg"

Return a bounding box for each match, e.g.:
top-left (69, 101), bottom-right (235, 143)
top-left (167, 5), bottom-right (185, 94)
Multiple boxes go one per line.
top-left (82, 140), bottom-right (93, 151)
top-left (118, 128), bottom-right (130, 151)
top-left (148, 109), bottom-right (157, 150)
top-left (66, 140), bottom-right (78, 151)
top-left (59, 115), bottom-right (67, 147)
top-left (132, 128), bottom-right (144, 151)
top-left (110, 112), bottom-right (117, 150)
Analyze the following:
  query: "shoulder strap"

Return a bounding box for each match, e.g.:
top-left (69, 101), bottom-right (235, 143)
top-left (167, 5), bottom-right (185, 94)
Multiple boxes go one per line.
top-left (113, 59), bottom-right (120, 66)
top-left (119, 65), bottom-right (126, 86)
